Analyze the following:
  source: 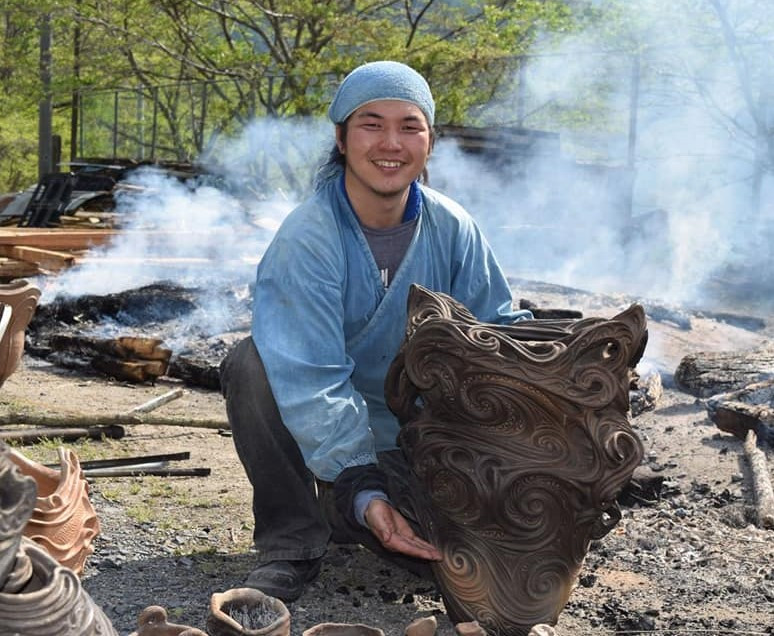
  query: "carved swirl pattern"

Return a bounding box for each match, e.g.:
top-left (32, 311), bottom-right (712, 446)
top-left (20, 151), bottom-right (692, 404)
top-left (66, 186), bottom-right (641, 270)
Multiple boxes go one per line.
top-left (0, 443), bottom-right (37, 589)
top-left (386, 286), bottom-right (647, 635)
top-left (0, 539), bottom-right (118, 635)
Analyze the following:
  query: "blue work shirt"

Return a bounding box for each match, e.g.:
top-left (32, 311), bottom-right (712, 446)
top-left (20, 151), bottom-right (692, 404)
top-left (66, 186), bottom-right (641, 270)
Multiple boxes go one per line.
top-left (251, 177), bottom-right (531, 482)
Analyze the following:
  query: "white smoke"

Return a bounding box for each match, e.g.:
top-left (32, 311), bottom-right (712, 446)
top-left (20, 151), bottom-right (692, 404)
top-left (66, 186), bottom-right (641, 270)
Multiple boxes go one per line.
top-left (430, 0), bottom-right (773, 313)
top-left (42, 0), bottom-right (772, 321)
top-left (40, 118), bottom-right (332, 303)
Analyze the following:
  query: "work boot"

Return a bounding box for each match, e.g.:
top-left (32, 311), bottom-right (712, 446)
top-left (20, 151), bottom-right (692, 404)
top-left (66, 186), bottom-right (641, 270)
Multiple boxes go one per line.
top-left (243, 557), bottom-right (323, 602)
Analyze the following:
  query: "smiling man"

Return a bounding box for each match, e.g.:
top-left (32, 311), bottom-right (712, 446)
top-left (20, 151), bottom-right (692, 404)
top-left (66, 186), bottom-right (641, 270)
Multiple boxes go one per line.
top-left (220, 61), bottom-right (532, 603)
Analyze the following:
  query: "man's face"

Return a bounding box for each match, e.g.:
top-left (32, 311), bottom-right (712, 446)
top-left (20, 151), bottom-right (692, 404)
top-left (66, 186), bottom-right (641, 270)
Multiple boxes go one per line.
top-left (337, 99), bottom-right (431, 201)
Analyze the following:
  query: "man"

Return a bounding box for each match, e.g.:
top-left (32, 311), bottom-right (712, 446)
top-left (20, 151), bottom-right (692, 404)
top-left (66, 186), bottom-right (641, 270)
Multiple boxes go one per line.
top-left (220, 60), bottom-right (532, 602)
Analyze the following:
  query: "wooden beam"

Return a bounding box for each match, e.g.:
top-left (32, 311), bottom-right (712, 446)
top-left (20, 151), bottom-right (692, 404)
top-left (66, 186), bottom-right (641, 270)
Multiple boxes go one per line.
top-left (744, 429), bottom-right (774, 529)
top-left (0, 228), bottom-right (118, 250)
top-left (0, 245), bottom-right (76, 271)
top-left (0, 257), bottom-right (40, 279)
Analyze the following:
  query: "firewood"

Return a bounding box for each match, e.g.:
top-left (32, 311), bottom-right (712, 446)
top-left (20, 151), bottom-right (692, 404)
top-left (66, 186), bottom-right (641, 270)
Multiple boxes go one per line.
top-left (744, 429), bottom-right (774, 530)
top-left (674, 346), bottom-right (774, 397)
top-left (128, 388), bottom-right (184, 414)
top-left (0, 245), bottom-right (76, 271)
top-left (0, 424), bottom-right (125, 444)
top-left (0, 410), bottom-right (228, 430)
top-left (706, 379), bottom-right (774, 443)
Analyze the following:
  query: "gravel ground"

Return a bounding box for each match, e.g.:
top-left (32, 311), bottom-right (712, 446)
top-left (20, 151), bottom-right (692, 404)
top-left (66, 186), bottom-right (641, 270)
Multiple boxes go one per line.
top-left (3, 281), bottom-right (774, 635)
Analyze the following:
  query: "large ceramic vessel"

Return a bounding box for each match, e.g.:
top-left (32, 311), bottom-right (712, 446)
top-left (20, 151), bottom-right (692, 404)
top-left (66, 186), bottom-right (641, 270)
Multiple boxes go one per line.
top-left (0, 278), bottom-right (41, 387)
top-left (0, 441), bottom-right (118, 636)
top-left (8, 445), bottom-right (100, 575)
top-left (385, 285), bottom-right (647, 636)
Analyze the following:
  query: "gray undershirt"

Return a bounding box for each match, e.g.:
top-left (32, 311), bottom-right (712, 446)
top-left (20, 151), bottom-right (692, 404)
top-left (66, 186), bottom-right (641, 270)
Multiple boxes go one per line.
top-left (360, 217), bottom-right (418, 288)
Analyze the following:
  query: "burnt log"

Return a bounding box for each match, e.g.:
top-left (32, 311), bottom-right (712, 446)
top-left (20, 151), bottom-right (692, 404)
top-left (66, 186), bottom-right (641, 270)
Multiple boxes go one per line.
top-left (706, 380), bottom-right (774, 445)
top-left (674, 345), bottom-right (774, 397)
top-left (743, 429), bottom-right (774, 529)
top-left (518, 298), bottom-right (583, 320)
top-left (35, 334), bottom-right (171, 383)
top-left (168, 354), bottom-right (221, 390)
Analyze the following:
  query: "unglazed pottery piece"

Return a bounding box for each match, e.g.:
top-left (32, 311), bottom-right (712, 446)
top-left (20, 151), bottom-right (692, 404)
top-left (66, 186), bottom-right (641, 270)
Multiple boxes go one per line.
top-left (1, 441), bottom-right (118, 635)
top-left (302, 624), bottom-right (385, 636)
top-left (0, 538), bottom-right (118, 635)
top-left (386, 285), bottom-right (647, 636)
top-left (207, 587), bottom-right (291, 636)
top-left (404, 616), bottom-right (438, 636)
top-left (0, 442), bottom-right (37, 589)
top-left (129, 605), bottom-right (209, 636)
top-left (0, 278), bottom-right (41, 387)
top-left (8, 445), bottom-right (100, 575)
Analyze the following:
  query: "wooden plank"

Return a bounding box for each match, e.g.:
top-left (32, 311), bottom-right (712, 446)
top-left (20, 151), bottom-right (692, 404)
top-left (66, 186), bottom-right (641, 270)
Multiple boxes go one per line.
top-left (0, 228), bottom-right (119, 250)
top-left (0, 257), bottom-right (40, 278)
top-left (0, 228), bottom-right (243, 252)
top-left (0, 245), bottom-right (76, 271)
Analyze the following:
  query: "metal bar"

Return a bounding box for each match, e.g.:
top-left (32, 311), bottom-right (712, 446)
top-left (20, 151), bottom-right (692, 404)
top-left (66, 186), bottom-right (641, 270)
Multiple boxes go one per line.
top-left (0, 424), bottom-right (125, 445)
top-left (84, 467), bottom-right (211, 478)
top-left (69, 451), bottom-right (191, 470)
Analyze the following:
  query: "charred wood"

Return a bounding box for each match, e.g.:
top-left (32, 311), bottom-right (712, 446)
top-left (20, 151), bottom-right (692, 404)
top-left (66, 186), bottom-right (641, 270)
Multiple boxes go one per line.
top-left (40, 334), bottom-right (171, 384)
top-left (518, 298), bottom-right (583, 319)
top-left (706, 379), bottom-right (774, 445)
top-left (743, 429), bottom-right (774, 529)
top-left (630, 369), bottom-right (663, 417)
top-left (29, 282), bottom-right (198, 329)
top-left (694, 310), bottom-right (767, 332)
top-left (674, 345), bottom-right (774, 397)
top-left (168, 354), bottom-right (221, 390)
top-left (641, 302), bottom-right (693, 330)
top-left (617, 466), bottom-right (665, 507)
top-left (0, 424), bottom-right (125, 444)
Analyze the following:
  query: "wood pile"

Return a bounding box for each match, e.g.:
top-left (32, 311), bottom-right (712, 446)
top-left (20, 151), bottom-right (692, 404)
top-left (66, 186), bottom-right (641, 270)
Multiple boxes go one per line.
top-left (0, 228), bottom-right (252, 280)
top-left (0, 228), bottom-right (119, 278)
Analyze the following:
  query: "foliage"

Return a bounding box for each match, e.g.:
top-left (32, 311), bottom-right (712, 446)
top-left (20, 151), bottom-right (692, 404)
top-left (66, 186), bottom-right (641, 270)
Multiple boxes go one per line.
top-left (0, 0), bottom-right (585, 192)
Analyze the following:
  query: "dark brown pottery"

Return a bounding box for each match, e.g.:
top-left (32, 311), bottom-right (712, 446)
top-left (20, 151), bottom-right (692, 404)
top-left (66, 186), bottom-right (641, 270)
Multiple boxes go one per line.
top-left (386, 285), bottom-right (647, 635)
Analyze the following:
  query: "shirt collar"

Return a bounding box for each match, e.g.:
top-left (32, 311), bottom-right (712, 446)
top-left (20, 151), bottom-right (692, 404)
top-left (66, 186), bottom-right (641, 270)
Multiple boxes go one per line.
top-left (339, 175), bottom-right (422, 224)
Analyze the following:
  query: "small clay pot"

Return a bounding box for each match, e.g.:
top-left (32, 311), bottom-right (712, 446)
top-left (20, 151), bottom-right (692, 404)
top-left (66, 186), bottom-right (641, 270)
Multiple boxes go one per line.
top-left (207, 587), bottom-right (291, 636)
top-left (8, 445), bottom-right (100, 575)
top-left (303, 623), bottom-right (385, 636)
top-left (129, 605), bottom-right (208, 636)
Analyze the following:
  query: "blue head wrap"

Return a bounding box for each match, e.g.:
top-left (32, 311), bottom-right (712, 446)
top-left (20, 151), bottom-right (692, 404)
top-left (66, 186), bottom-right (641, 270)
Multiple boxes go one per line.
top-left (328, 61), bottom-right (435, 126)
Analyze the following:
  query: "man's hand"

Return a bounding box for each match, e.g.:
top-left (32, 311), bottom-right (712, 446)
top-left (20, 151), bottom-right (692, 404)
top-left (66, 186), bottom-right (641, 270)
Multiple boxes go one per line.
top-left (364, 498), bottom-right (443, 561)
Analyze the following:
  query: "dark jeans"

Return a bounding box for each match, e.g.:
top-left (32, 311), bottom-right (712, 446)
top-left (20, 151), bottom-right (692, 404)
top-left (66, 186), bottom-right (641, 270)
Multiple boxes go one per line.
top-left (219, 336), bottom-right (434, 579)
